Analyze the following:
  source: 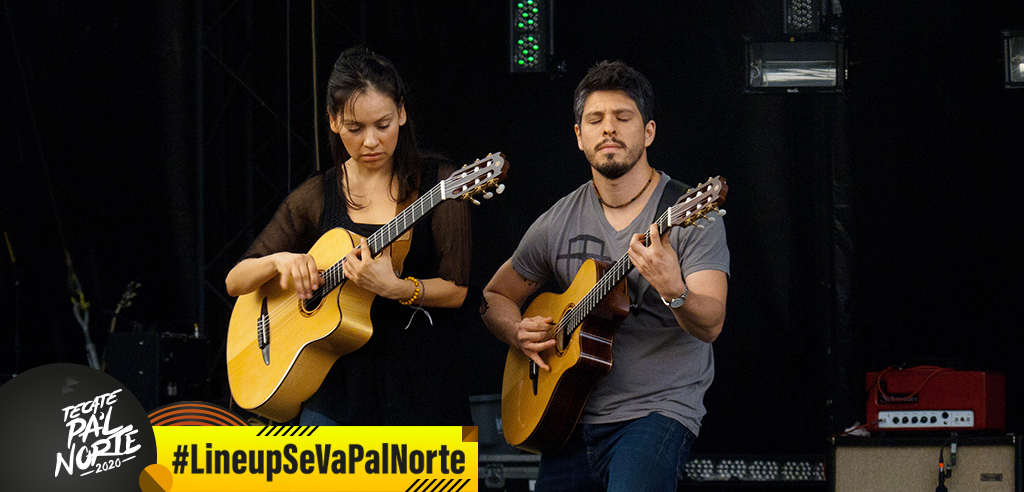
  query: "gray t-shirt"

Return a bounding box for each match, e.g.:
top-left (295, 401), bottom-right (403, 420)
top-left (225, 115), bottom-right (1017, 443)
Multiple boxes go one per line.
top-left (511, 172), bottom-right (730, 436)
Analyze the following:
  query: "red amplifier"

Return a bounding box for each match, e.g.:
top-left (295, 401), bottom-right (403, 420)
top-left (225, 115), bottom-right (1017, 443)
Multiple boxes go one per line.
top-left (865, 367), bottom-right (1005, 432)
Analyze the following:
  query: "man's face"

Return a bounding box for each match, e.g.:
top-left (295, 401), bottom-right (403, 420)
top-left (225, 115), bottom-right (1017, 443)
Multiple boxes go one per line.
top-left (574, 90), bottom-right (655, 179)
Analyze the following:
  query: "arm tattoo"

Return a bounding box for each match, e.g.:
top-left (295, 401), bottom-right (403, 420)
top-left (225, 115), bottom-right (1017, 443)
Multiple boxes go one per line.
top-left (478, 293), bottom-right (489, 316)
top-left (519, 274), bottom-right (539, 288)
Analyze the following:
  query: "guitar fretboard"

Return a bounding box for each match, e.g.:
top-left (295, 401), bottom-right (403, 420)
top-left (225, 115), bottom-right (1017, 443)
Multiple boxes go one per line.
top-left (306, 182), bottom-right (445, 307)
top-left (555, 177), bottom-right (724, 337)
top-left (557, 209), bottom-right (672, 337)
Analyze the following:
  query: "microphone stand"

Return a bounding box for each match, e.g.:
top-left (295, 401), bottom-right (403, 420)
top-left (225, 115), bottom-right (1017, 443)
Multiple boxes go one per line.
top-left (66, 251), bottom-right (100, 370)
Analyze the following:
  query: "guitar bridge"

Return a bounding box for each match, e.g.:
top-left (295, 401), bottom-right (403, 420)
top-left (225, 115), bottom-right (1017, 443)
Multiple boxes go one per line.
top-left (530, 360), bottom-right (539, 396)
top-left (257, 298), bottom-right (270, 365)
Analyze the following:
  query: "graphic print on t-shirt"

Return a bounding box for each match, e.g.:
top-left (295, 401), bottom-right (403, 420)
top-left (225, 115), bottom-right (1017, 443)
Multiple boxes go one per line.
top-left (556, 234), bottom-right (613, 288)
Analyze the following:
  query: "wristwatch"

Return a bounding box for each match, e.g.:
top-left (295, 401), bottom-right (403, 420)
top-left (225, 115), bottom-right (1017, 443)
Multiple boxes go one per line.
top-left (661, 284), bottom-right (689, 309)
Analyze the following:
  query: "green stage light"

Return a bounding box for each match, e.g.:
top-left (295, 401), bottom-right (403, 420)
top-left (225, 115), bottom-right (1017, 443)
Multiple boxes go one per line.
top-left (785, 0), bottom-right (820, 34)
top-left (510, 0), bottom-right (550, 73)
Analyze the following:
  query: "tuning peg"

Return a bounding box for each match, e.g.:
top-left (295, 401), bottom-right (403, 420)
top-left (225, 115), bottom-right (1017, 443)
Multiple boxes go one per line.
top-left (483, 191), bottom-right (494, 199)
top-left (696, 224), bottom-right (705, 229)
top-left (496, 184), bottom-right (505, 194)
top-left (717, 209), bottom-right (727, 216)
top-left (706, 216), bottom-right (716, 223)
top-left (471, 198), bottom-right (481, 206)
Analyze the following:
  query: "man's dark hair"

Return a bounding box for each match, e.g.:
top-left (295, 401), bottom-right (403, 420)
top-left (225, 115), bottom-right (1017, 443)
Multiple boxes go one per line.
top-left (572, 60), bottom-right (654, 126)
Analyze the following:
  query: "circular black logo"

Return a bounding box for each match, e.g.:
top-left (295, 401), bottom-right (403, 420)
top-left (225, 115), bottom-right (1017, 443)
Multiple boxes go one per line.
top-left (0, 363), bottom-right (157, 491)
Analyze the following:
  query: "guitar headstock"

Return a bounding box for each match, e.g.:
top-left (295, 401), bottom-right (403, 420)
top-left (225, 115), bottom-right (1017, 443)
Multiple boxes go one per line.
top-left (115, 281), bottom-right (140, 314)
top-left (442, 152), bottom-right (509, 205)
top-left (668, 176), bottom-right (727, 229)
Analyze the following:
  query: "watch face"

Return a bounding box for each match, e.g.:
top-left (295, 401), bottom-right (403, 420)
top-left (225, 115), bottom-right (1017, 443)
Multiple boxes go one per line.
top-left (663, 295), bottom-right (685, 308)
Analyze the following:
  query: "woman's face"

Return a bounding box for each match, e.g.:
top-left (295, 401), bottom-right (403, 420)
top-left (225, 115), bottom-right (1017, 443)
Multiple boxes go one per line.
top-left (329, 88), bottom-right (406, 170)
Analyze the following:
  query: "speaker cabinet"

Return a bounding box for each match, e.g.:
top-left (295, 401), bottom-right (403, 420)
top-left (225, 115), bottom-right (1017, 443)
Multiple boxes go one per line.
top-left (830, 435), bottom-right (1021, 491)
top-left (104, 331), bottom-right (211, 411)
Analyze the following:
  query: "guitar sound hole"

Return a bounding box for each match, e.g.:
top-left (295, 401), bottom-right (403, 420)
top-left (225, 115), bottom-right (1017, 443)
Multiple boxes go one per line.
top-left (300, 293), bottom-right (324, 316)
top-left (299, 269), bottom-right (328, 316)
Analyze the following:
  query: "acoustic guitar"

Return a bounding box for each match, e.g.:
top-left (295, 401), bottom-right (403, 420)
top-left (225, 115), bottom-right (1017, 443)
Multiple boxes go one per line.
top-left (501, 176), bottom-right (727, 453)
top-left (227, 153), bottom-right (509, 422)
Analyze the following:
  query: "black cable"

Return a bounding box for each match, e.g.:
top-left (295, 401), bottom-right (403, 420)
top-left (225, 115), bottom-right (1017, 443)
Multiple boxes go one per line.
top-left (2, 210), bottom-right (20, 375)
top-left (286, 0), bottom-right (292, 192)
top-left (4, 1), bottom-right (71, 256)
top-left (311, 0), bottom-right (321, 172)
top-left (936, 446), bottom-right (953, 492)
top-left (5, 0), bottom-right (95, 367)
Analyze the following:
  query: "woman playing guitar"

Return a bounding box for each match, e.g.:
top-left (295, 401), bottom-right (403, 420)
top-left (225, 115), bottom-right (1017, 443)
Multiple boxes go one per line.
top-left (225, 46), bottom-right (473, 426)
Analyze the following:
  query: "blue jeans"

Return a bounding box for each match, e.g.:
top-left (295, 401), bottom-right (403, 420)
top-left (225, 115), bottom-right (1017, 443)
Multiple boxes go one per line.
top-left (535, 412), bottom-right (696, 492)
top-left (299, 408), bottom-right (339, 426)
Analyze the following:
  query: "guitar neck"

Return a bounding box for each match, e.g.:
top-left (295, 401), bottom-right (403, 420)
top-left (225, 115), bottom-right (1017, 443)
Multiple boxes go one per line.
top-left (366, 182), bottom-right (444, 256)
top-left (559, 209), bottom-right (672, 334)
top-left (305, 152), bottom-right (509, 307)
top-left (555, 176), bottom-right (727, 335)
top-left (316, 182), bottom-right (444, 295)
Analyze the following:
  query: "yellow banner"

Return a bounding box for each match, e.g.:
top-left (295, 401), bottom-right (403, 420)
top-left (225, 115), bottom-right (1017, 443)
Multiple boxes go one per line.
top-left (152, 426), bottom-right (478, 491)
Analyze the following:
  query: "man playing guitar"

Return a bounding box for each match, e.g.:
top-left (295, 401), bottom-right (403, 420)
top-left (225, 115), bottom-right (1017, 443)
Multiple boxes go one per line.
top-left (482, 60), bottom-right (729, 492)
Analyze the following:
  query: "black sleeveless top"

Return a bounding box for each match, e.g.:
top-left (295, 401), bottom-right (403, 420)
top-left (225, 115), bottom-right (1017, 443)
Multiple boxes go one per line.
top-left (301, 160), bottom-right (473, 425)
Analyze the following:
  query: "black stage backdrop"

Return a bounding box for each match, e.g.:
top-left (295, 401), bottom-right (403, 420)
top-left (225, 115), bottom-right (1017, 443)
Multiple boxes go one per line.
top-left (2, 0), bottom-right (1022, 461)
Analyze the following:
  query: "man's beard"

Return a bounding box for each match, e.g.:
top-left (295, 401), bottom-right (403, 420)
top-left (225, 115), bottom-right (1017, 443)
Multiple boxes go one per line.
top-left (589, 139), bottom-right (642, 179)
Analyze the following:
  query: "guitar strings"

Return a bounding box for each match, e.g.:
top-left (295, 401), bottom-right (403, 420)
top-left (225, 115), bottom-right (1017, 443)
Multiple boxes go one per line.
top-left (253, 164), bottom-right (502, 343)
top-left (254, 182), bottom-right (449, 332)
top-left (250, 160), bottom-right (500, 327)
top-left (239, 165), bottom-right (502, 364)
top-left (555, 208), bottom-right (672, 338)
top-left (554, 184), bottom-right (716, 336)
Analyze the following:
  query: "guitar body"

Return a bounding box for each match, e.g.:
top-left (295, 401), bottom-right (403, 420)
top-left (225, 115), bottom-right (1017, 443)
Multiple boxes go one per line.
top-left (501, 259), bottom-right (630, 453)
top-left (224, 152), bottom-right (510, 423)
top-left (226, 227), bottom-right (376, 422)
top-left (500, 175), bottom-right (727, 453)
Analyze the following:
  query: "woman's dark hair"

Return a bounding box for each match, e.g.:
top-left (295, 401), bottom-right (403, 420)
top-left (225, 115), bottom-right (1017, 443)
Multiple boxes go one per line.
top-left (572, 60), bottom-right (654, 126)
top-left (326, 46), bottom-right (421, 208)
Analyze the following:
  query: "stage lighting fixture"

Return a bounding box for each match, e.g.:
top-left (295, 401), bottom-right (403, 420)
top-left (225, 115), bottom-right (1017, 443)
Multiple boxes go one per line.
top-left (1004, 30), bottom-right (1024, 88)
top-left (683, 454), bottom-right (826, 483)
top-left (745, 35), bottom-right (846, 93)
top-left (510, 0), bottom-right (550, 73)
top-left (785, 0), bottom-right (820, 34)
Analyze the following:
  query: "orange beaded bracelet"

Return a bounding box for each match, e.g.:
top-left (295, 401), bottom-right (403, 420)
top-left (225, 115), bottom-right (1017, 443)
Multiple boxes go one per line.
top-left (399, 277), bottom-right (422, 306)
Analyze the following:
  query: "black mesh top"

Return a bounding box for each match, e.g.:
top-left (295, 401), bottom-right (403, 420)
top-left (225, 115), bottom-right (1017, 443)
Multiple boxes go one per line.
top-left (241, 155), bottom-right (473, 425)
